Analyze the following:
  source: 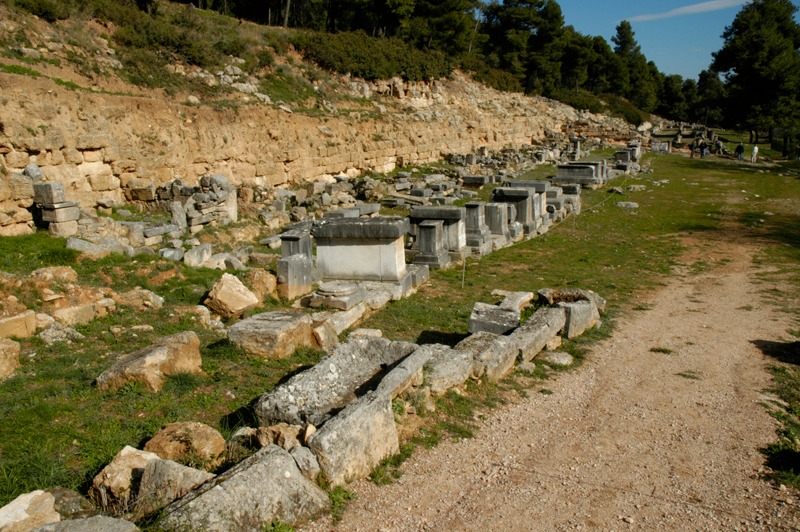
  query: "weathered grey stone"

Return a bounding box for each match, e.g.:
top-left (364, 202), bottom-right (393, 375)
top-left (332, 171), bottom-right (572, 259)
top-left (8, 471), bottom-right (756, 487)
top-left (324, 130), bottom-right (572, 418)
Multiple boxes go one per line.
top-left (510, 307), bottom-right (567, 362)
top-left (32, 515), bottom-right (139, 532)
top-left (375, 345), bottom-right (433, 399)
top-left (468, 302), bottom-right (519, 335)
top-left (204, 273), bottom-right (259, 319)
top-left (456, 331), bottom-right (518, 382)
top-left (48, 221), bottom-right (79, 238)
top-left (33, 182), bottom-right (65, 205)
top-left (423, 344), bottom-right (474, 394)
top-left (183, 244), bottom-right (212, 268)
top-left (90, 446), bottom-right (160, 511)
top-left (144, 422), bottom-right (226, 467)
top-left (495, 290), bottom-right (535, 312)
top-left (536, 287), bottom-right (606, 313)
top-left (37, 322), bottom-right (85, 345)
top-left (256, 336), bottom-right (418, 426)
top-left (113, 288), bottom-right (164, 311)
top-left (615, 201), bottom-right (639, 209)
top-left (307, 391), bottom-right (399, 487)
top-left (290, 446), bottom-right (321, 480)
top-left (228, 311), bottom-right (317, 359)
top-left (313, 216), bottom-right (409, 239)
top-left (158, 248), bottom-right (184, 261)
top-left (0, 338), bottom-right (21, 379)
top-left (135, 459), bottom-right (214, 517)
top-left (538, 350), bottom-right (574, 367)
top-left (95, 331), bottom-right (202, 393)
top-left (41, 206), bottom-right (80, 223)
top-left (66, 237), bottom-right (122, 257)
top-left (159, 445), bottom-right (329, 531)
top-left (557, 300), bottom-right (597, 338)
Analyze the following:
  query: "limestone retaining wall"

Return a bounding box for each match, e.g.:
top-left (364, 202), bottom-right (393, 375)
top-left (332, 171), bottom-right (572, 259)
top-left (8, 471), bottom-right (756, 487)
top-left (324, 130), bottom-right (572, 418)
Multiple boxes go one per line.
top-left (0, 71), bottom-right (633, 236)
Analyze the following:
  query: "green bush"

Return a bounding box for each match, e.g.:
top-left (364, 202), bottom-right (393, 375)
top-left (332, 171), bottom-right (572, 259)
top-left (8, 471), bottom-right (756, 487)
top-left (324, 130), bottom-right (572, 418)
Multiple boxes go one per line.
top-left (13, 0), bottom-right (72, 22)
top-left (292, 31), bottom-right (451, 82)
top-left (550, 88), bottom-right (605, 114)
top-left (601, 93), bottom-right (649, 126)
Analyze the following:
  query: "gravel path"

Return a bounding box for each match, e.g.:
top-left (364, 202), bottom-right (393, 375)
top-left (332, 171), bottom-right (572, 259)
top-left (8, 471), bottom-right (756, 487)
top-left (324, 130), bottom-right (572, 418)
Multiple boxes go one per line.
top-left (303, 238), bottom-right (799, 531)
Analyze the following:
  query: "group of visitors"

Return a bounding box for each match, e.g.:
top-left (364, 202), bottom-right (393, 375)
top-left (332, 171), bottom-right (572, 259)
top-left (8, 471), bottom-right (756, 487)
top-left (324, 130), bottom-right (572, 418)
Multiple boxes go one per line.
top-left (689, 138), bottom-right (759, 163)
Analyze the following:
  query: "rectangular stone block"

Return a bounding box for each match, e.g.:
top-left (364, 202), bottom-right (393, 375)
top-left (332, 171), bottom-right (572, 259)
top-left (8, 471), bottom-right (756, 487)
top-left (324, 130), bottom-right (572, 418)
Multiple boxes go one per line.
top-left (41, 206), bottom-right (80, 223)
top-left (33, 182), bottom-right (65, 205)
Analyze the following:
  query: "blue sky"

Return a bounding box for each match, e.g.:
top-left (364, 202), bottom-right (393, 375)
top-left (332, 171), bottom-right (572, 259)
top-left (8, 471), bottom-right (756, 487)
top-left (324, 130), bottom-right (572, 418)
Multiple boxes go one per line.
top-left (556, 0), bottom-right (800, 80)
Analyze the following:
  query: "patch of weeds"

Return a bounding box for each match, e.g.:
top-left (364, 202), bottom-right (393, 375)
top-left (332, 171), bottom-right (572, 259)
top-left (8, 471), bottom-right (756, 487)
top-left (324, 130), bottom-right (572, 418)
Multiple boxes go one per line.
top-left (438, 420), bottom-right (474, 441)
top-left (0, 61), bottom-right (43, 77)
top-left (650, 347), bottom-right (674, 354)
top-left (632, 303), bottom-right (653, 311)
top-left (737, 305), bottom-right (754, 311)
top-left (263, 522), bottom-right (295, 532)
top-left (676, 370), bottom-right (702, 380)
top-left (369, 444), bottom-right (413, 485)
top-left (539, 388), bottom-right (554, 395)
top-left (328, 486), bottom-right (355, 524)
top-left (411, 426), bottom-right (441, 449)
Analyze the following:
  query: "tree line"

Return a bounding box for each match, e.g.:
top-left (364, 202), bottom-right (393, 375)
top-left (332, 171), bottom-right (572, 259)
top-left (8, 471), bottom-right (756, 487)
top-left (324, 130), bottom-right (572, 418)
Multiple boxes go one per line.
top-left (12, 0), bottom-right (800, 151)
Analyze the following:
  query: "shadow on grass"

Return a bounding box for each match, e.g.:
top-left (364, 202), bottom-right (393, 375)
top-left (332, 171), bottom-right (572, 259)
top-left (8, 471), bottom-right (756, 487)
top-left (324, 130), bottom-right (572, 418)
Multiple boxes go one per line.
top-left (752, 339), bottom-right (800, 365)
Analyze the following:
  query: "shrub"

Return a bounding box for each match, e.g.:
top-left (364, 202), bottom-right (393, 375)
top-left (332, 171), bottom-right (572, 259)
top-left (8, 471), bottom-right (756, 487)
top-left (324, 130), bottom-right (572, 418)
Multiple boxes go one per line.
top-left (550, 88), bottom-right (605, 114)
top-left (14, 0), bottom-right (72, 22)
top-left (292, 31), bottom-right (451, 82)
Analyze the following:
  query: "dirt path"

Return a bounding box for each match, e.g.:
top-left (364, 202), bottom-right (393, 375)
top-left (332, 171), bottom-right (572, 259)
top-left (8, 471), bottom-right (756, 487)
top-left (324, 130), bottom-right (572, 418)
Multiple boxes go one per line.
top-left (303, 237), bottom-right (799, 531)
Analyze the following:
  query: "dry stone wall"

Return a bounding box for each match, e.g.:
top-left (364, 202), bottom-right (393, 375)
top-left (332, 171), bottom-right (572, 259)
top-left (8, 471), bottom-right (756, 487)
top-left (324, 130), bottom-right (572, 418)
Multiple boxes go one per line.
top-left (0, 71), bottom-right (633, 236)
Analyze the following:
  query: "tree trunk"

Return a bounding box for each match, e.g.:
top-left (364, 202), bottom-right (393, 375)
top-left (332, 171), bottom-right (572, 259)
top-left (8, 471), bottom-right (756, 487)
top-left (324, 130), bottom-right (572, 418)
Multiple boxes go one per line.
top-left (283, 0), bottom-right (291, 27)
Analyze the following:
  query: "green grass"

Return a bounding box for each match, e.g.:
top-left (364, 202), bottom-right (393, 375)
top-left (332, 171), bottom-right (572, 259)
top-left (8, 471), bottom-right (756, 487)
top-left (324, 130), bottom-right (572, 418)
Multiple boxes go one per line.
top-left (328, 486), bottom-right (356, 525)
top-left (1, 149), bottom-right (799, 519)
top-left (650, 347), bottom-right (675, 354)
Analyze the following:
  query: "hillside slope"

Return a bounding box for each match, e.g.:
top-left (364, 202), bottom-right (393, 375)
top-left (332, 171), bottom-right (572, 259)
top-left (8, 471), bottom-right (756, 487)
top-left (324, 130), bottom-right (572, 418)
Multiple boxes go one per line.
top-left (0, 3), bottom-right (634, 234)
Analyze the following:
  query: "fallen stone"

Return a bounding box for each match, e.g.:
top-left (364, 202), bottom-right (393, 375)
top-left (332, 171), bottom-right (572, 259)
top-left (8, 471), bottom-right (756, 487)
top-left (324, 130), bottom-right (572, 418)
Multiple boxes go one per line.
top-left (375, 345), bottom-right (432, 399)
top-left (95, 331), bottom-right (202, 393)
top-left (493, 290), bottom-right (535, 312)
top-left (158, 445), bottom-right (329, 531)
top-left (183, 244), bottom-right (212, 268)
top-left (258, 423), bottom-right (303, 451)
top-left (244, 269), bottom-right (277, 301)
top-left (0, 338), bottom-right (20, 380)
top-left (31, 515), bottom-right (139, 531)
top-left (0, 310), bottom-right (36, 339)
top-left (135, 459), bottom-right (214, 517)
top-left (468, 302), bottom-right (519, 335)
top-left (255, 336), bottom-right (417, 426)
top-left (113, 288), bottom-right (164, 311)
top-left (290, 446), bottom-right (321, 480)
top-left (456, 331), bottom-right (518, 381)
top-left (37, 322), bottom-right (85, 345)
top-left (615, 201), bottom-right (639, 209)
top-left (204, 273), bottom-right (259, 319)
top-left (89, 446), bottom-right (160, 512)
top-left (538, 350), bottom-right (574, 367)
top-left (205, 253), bottom-right (247, 271)
top-left (227, 311), bottom-right (317, 359)
top-left (144, 422), bottom-right (226, 468)
top-left (557, 300), bottom-right (597, 338)
top-left (423, 344), bottom-right (474, 395)
top-left (30, 266), bottom-right (78, 283)
top-left (52, 304), bottom-right (96, 327)
top-left (0, 490), bottom-right (60, 531)
top-left (536, 287), bottom-right (606, 313)
top-left (307, 391), bottom-right (399, 487)
top-left (65, 237), bottom-right (121, 257)
top-left (510, 307), bottom-right (567, 362)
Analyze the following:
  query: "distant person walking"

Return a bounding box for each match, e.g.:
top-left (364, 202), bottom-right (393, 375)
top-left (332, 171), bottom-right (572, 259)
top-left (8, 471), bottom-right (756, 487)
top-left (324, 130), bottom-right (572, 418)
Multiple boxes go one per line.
top-left (735, 142), bottom-right (744, 161)
top-left (751, 145), bottom-right (759, 163)
top-left (699, 140), bottom-right (708, 159)
top-left (689, 140), bottom-right (696, 158)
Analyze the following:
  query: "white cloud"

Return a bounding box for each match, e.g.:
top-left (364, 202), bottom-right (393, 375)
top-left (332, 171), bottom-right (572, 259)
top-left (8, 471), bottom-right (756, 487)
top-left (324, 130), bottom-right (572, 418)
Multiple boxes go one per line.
top-left (629, 0), bottom-right (749, 22)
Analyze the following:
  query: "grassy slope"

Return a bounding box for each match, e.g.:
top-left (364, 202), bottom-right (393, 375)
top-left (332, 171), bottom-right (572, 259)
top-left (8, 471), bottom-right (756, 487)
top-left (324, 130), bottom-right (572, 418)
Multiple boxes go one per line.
top-left (0, 149), bottom-right (799, 510)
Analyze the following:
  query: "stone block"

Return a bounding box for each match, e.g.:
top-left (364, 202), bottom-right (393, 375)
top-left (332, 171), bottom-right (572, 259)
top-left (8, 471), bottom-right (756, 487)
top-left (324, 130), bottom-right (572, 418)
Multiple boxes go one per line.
top-left (256, 336), bottom-right (417, 426)
top-left (135, 459), bottom-right (214, 518)
top-left (423, 344), bottom-right (474, 394)
top-left (48, 220), bottom-right (79, 238)
top-left (144, 422), bottom-right (226, 467)
top-left (307, 391), bottom-right (399, 487)
top-left (375, 345), bottom-right (433, 399)
top-left (468, 302), bottom-right (519, 335)
top-left (557, 300), bottom-right (597, 338)
top-left (204, 273), bottom-right (259, 319)
top-left (510, 307), bottom-right (567, 362)
top-left (33, 182), bottom-right (66, 205)
top-left (277, 255), bottom-right (315, 300)
top-left (90, 446), bottom-right (161, 511)
top-left (0, 490), bottom-right (60, 531)
top-left (159, 445), bottom-right (329, 531)
top-left (0, 338), bottom-right (21, 380)
top-left (53, 304), bottom-right (96, 326)
top-left (41, 206), bottom-right (80, 223)
top-left (228, 311), bottom-right (316, 359)
top-left (456, 331), bottom-right (517, 382)
top-left (95, 331), bottom-right (202, 392)
top-left (0, 310), bottom-right (37, 339)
